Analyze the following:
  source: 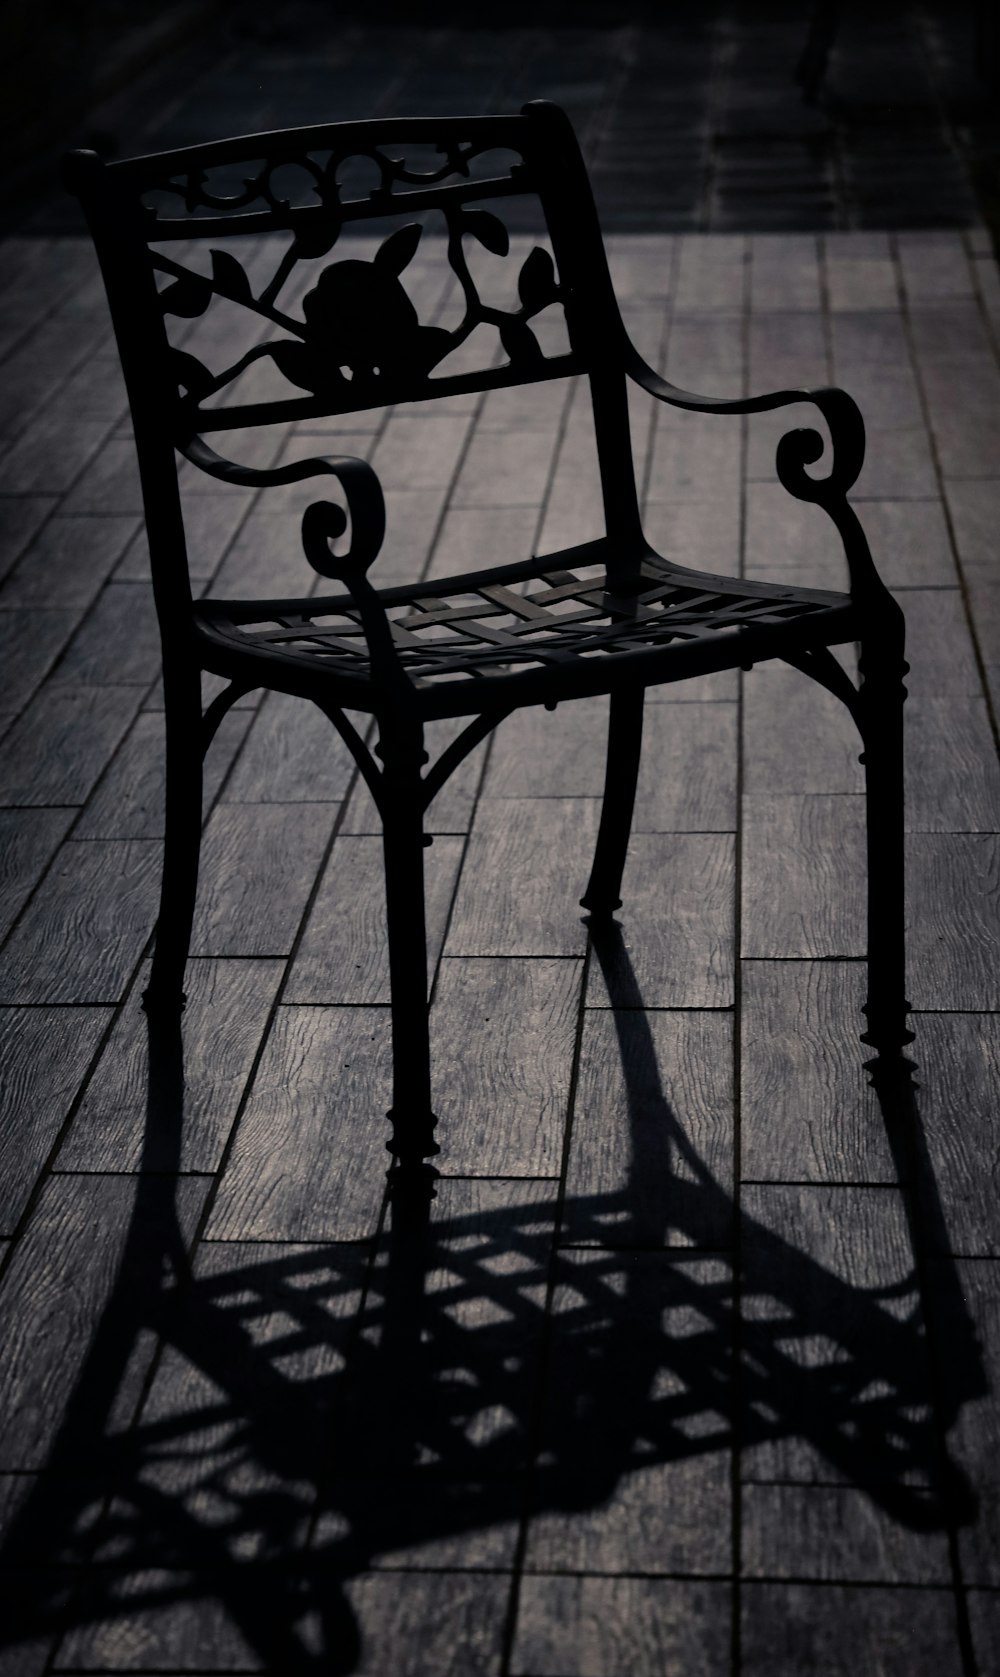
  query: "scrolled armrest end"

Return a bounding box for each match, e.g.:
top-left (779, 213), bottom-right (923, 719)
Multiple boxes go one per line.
top-left (300, 457), bottom-right (386, 582)
top-left (301, 500), bottom-right (351, 580)
top-left (775, 388), bottom-right (865, 507)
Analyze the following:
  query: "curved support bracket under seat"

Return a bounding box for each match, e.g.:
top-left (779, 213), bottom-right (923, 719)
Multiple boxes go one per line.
top-left (779, 646), bottom-right (864, 726)
top-left (312, 698), bottom-right (386, 815)
top-left (312, 700), bottom-right (514, 828)
top-left (419, 710), bottom-right (512, 812)
top-left (199, 679), bottom-right (254, 757)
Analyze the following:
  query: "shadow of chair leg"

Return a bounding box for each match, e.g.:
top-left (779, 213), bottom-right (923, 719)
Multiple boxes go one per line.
top-left (580, 685), bottom-right (645, 919)
top-left (866, 1046), bottom-right (983, 1532)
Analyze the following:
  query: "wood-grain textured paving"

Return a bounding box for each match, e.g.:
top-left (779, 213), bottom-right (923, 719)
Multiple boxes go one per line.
top-left (0, 224), bottom-right (998, 1676)
top-left (14, 2), bottom-right (993, 241)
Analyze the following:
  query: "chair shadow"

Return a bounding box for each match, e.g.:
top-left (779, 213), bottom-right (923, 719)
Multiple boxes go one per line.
top-left (0, 927), bottom-right (986, 1673)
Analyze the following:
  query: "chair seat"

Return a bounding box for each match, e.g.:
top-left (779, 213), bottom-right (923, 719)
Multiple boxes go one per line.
top-left (196, 542), bottom-right (859, 718)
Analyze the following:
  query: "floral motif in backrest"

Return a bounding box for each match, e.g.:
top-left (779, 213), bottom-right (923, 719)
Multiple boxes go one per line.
top-left (121, 118), bottom-right (594, 436)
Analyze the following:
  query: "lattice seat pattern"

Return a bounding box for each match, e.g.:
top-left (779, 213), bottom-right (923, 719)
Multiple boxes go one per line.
top-left (199, 552), bottom-right (856, 712)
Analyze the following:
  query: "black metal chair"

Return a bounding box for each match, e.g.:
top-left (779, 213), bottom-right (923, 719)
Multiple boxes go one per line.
top-left (66, 101), bottom-right (909, 1179)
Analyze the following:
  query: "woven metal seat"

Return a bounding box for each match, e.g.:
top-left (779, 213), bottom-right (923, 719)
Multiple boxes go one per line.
top-left (197, 551), bottom-right (858, 716)
top-left (67, 100), bottom-right (909, 1182)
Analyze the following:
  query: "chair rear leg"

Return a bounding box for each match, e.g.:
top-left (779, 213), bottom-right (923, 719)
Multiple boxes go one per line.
top-left (144, 667), bottom-right (203, 1015)
top-left (858, 628), bottom-right (913, 1058)
top-left (581, 686), bottom-right (645, 918)
top-left (380, 720), bottom-right (439, 1180)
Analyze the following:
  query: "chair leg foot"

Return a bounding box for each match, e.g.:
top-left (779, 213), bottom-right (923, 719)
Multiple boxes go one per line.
top-left (579, 889), bottom-right (622, 920)
top-left (385, 1108), bottom-right (440, 1171)
top-left (860, 1000), bottom-right (915, 1055)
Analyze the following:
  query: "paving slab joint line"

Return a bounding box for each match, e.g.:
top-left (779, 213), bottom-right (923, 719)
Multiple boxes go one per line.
top-left (887, 230), bottom-right (1000, 771)
top-left (495, 937), bottom-right (595, 1677)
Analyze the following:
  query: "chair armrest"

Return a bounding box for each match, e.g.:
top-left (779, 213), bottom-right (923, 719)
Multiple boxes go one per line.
top-left (178, 433), bottom-right (386, 566)
top-left (181, 432), bottom-right (408, 691)
top-left (623, 339), bottom-right (864, 499)
top-left (623, 339), bottom-right (890, 605)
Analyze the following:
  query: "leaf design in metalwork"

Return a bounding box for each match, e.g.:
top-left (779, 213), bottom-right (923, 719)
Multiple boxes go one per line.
top-left (517, 246), bottom-right (557, 312)
top-left (458, 208), bottom-right (509, 256)
top-left (290, 222), bottom-right (340, 261)
top-left (170, 349), bottom-right (215, 399)
top-left (498, 317), bottom-right (542, 367)
top-left (374, 223), bottom-right (422, 275)
top-left (159, 272), bottom-right (212, 317)
top-left (209, 249), bottom-right (253, 303)
top-left (269, 341), bottom-right (333, 395)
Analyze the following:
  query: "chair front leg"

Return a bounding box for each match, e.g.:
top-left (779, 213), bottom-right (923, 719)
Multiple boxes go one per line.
top-left (379, 717), bottom-right (439, 1179)
top-left (858, 621), bottom-right (913, 1059)
top-left (144, 663), bottom-right (203, 1015)
top-left (581, 685), bottom-right (645, 919)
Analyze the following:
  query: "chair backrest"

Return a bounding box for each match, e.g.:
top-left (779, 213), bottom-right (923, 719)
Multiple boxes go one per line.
top-left (67, 103), bottom-right (630, 435)
top-left (66, 103), bottom-right (644, 617)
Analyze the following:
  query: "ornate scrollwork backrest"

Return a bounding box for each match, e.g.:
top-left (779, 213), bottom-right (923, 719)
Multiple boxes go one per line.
top-left (82, 109), bottom-right (611, 439)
